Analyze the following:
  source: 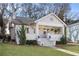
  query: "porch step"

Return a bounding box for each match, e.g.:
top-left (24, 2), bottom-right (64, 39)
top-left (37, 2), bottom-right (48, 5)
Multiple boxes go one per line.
top-left (37, 38), bottom-right (56, 47)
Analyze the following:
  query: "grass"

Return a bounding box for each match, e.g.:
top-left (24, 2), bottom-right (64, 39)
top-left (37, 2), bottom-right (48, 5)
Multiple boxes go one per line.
top-left (0, 43), bottom-right (72, 56)
top-left (57, 44), bottom-right (79, 53)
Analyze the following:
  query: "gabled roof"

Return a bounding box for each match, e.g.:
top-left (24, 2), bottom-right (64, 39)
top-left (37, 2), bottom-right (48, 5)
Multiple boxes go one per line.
top-left (12, 17), bottom-right (35, 25)
top-left (3, 16), bottom-right (35, 25)
top-left (35, 13), bottom-right (67, 27)
top-left (67, 20), bottom-right (79, 25)
top-left (3, 13), bottom-right (67, 26)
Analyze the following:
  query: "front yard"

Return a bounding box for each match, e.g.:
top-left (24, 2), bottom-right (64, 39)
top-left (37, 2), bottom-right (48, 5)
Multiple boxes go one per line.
top-left (0, 43), bottom-right (72, 56)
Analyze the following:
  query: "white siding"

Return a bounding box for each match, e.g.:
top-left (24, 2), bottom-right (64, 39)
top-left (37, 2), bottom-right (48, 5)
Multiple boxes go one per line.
top-left (10, 27), bottom-right (15, 40)
top-left (15, 25), bottom-right (37, 44)
top-left (35, 14), bottom-right (65, 41)
top-left (14, 13), bottom-right (65, 46)
top-left (26, 25), bottom-right (37, 40)
top-left (36, 14), bottom-right (64, 27)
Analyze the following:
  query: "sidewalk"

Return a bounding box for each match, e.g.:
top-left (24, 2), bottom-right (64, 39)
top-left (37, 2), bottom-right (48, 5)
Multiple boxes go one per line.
top-left (54, 47), bottom-right (79, 56)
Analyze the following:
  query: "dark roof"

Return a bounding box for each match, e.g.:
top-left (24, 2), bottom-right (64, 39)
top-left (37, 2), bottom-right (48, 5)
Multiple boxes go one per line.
top-left (66, 20), bottom-right (79, 25)
top-left (3, 17), bottom-right (36, 25)
top-left (13, 17), bottom-right (35, 25)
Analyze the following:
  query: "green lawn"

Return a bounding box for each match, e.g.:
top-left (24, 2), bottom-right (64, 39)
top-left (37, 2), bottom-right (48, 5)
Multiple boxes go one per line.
top-left (57, 45), bottom-right (79, 53)
top-left (0, 43), bottom-right (72, 56)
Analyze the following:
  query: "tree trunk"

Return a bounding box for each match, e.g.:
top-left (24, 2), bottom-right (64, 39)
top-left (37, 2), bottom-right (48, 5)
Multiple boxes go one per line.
top-left (0, 10), bottom-right (6, 43)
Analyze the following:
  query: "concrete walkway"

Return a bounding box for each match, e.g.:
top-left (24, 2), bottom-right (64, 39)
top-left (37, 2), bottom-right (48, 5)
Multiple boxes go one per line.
top-left (54, 47), bottom-right (79, 56)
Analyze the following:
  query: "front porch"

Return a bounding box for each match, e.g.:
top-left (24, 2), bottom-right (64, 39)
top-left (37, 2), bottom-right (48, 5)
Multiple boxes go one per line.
top-left (36, 24), bottom-right (64, 47)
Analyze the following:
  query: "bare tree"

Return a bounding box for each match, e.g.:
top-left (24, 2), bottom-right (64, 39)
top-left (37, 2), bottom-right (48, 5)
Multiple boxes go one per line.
top-left (0, 3), bottom-right (20, 42)
top-left (0, 3), bottom-right (8, 42)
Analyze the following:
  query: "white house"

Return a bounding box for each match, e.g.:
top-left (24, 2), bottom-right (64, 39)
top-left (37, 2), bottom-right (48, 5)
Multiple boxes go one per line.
top-left (4, 13), bottom-right (67, 47)
top-left (67, 22), bottom-right (79, 43)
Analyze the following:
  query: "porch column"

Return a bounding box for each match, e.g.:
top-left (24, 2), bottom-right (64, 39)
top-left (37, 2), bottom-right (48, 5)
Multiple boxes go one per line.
top-left (36, 24), bottom-right (39, 36)
top-left (62, 27), bottom-right (65, 35)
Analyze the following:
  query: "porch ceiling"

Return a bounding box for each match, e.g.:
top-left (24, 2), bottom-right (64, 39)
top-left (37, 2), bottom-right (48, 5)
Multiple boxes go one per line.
top-left (37, 23), bottom-right (64, 27)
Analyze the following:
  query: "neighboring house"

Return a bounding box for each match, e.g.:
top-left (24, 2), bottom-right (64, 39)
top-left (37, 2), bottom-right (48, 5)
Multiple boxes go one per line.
top-left (0, 18), bottom-right (9, 40)
top-left (4, 13), bottom-right (67, 47)
top-left (67, 22), bottom-right (79, 43)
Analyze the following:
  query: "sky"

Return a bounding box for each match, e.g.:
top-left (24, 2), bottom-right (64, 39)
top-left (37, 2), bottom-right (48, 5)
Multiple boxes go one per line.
top-left (5, 3), bottom-right (79, 20)
top-left (70, 3), bottom-right (79, 12)
top-left (67, 3), bottom-right (79, 20)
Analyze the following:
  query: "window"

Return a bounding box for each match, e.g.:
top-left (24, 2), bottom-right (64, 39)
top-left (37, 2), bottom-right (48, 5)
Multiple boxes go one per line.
top-left (47, 29), bottom-right (49, 31)
top-left (27, 28), bottom-right (29, 33)
top-left (54, 28), bottom-right (61, 34)
top-left (54, 29), bottom-right (58, 34)
top-left (51, 29), bottom-right (54, 31)
top-left (43, 28), bottom-right (46, 30)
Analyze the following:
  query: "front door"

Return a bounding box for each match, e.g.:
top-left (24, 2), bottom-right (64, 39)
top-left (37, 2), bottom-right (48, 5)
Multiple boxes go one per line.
top-left (42, 31), bottom-right (47, 38)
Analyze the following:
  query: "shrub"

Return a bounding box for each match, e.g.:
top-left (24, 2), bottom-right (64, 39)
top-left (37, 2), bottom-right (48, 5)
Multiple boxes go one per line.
top-left (17, 25), bottom-right (26, 45)
top-left (66, 37), bottom-right (72, 43)
top-left (56, 41), bottom-right (62, 44)
top-left (60, 35), bottom-right (67, 44)
top-left (56, 35), bottom-right (67, 44)
top-left (26, 40), bottom-right (38, 45)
